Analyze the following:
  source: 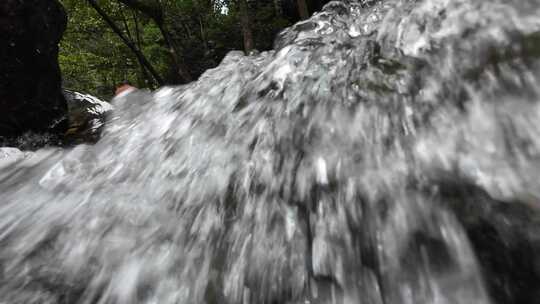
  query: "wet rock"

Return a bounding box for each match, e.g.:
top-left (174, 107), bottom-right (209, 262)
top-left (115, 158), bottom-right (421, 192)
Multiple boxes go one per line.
top-left (0, 0), bottom-right (68, 137)
top-left (436, 180), bottom-right (540, 304)
top-left (63, 90), bottom-right (113, 144)
top-left (0, 90), bottom-right (112, 149)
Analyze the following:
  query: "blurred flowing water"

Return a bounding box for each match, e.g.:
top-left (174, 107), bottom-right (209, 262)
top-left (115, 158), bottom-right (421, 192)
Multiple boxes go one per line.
top-left (2, 0), bottom-right (540, 303)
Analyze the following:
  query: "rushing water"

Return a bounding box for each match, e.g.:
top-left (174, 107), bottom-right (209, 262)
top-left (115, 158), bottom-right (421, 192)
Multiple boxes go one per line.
top-left (1, 0), bottom-right (540, 303)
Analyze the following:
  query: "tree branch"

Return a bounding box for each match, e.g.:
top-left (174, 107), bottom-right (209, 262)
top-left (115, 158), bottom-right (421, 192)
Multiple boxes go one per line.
top-left (117, 0), bottom-right (193, 82)
top-left (87, 0), bottom-right (164, 86)
top-left (116, 0), bottom-right (163, 23)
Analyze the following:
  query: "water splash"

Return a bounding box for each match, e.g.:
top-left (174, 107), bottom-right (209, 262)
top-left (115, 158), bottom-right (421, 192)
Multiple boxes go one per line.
top-left (1, 0), bottom-right (540, 303)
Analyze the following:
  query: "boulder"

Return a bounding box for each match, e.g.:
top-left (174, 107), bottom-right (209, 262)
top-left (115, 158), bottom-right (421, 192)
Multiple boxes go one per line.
top-left (63, 90), bottom-right (113, 144)
top-left (0, 90), bottom-right (112, 149)
top-left (0, 0), bottom-right (68, 137)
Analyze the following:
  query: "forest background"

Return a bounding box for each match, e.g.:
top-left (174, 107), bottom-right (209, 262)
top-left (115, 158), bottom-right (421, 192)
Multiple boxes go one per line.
top-left (59, 0), bottom-right (325, 98)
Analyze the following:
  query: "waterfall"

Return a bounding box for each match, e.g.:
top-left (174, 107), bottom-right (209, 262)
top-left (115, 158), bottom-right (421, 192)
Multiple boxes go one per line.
top-left (1, 0), bottom-right (540, 303)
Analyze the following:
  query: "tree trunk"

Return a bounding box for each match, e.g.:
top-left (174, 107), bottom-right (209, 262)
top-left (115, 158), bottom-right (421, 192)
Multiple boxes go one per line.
top-left (132, 10), bottom-right (155, 88)
top-left (155, 21), bottom-right (193, 83)
top-left (274, 0), bottom-right (283, 16)
top-left (87, 0), bottom-right (164, 86)
top-left (199, 15), bottom-right (208, 51)
top-left (297, 0), bottom-right (309, 20)
top-left (238, 0), bottom-right (254, 53)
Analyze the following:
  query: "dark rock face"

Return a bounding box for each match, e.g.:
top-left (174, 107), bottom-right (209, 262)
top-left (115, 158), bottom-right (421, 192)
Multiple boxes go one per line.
top-left (0, 0), bottom-right (68, 137)
top-left (0, 90), bottom-right (113, 150)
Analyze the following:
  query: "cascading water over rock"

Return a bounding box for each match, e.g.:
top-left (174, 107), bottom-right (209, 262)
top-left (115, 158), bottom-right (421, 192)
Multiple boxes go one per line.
top-left (1, 0), bottom-right (540, 303)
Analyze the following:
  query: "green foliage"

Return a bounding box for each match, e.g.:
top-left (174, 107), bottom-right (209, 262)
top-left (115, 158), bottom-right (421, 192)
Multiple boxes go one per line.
top-left (60, 0), bottom-right (144, 98)
top-left (59, 0), bottom-right (293, 99)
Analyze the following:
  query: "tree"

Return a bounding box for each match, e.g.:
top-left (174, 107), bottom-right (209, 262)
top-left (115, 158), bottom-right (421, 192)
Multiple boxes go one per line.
top-left (297, 0), bottom-right (309, 20)
top-left (59, 0), bottom-right (296, 98)
top-left (87, 0), bottom-right (164, 85)
top-left (116, 0), bottom-right (193, 82)
top-left (60, 0), bottom-right (169, 95)
top-left (237, 0), bottom-right (254, 53)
